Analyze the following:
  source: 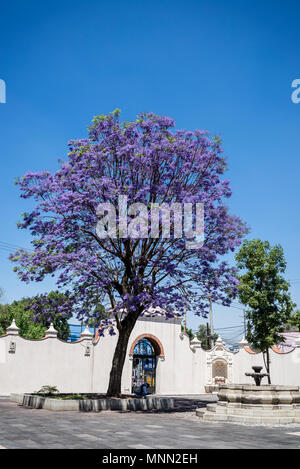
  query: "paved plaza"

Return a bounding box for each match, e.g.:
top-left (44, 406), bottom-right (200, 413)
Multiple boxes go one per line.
top-left (1, 396), bottom-right (300, 449)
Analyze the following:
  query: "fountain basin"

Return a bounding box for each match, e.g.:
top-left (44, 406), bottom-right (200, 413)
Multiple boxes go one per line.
top-left (196, 384), bottom-right (300, 424)
top-left (218, 384), bottom-right (300, 405)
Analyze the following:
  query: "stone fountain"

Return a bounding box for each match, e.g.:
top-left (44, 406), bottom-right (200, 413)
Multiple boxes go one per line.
top-left (196, 365), bottom-right (300, 424)
top-left (245, 366), bottom-right (269, 386)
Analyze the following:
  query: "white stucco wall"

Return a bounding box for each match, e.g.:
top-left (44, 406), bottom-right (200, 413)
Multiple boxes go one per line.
top-left (0, 317), bottom-right (300, 396)
top-left (0, 335), bottom-right (94, 395)
top-left (92, 316), bottom-right (205, 395)
top-left (232, 347), bottom-right (300, 386)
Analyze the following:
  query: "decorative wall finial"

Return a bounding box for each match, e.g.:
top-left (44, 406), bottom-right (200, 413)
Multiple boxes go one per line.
top-left (80, 325), bottom-right (93, 340)
top-left (45, 323), bottom-right (58, 338)
top-left (6, 319), bottom-right (19, 336)
top-left (238, 336), bottom-right (249, 349)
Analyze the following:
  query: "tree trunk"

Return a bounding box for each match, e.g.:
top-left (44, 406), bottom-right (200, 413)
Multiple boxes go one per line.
top-left (106, 313), bottom-right (140, 397)
top-left (263, 349), bottom-right (271, 384)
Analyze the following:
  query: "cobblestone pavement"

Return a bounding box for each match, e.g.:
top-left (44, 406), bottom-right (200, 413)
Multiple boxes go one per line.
top-left (1, 396), bottom-right (300, 449)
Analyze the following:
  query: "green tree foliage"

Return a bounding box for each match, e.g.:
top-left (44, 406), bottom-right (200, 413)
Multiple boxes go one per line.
top-left (287, 309), bottom-right (300, 332)
top-left (235, 239), bottom-right (295, 382)
top-left (181, 325), bottom-right (194, 341)
top-left (0, 298), bottom-right (45, 339)
top-left (196, 324), bottom-right (218, 350)
top-left (180, 324), bottom-right (218, 349)
top-left (0, 292), bottom-right (72, 340)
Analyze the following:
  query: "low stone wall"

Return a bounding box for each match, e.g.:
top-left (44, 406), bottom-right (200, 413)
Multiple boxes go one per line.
top-left (10, 393), bottom-right (174, 412)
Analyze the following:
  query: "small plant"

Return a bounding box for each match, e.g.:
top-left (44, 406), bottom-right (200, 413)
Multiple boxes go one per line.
top-left (60, 394), bottom-right (89, 400)
top-left (36, 385), bottom-right (59, 395)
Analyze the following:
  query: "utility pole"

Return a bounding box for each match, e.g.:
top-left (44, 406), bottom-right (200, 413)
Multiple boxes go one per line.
top-left (206, 322), bottom-right (210, 349)
top-left (183, 303), bottom-right (187, 334)
top-left (208, 295), bottom-right (214, 347)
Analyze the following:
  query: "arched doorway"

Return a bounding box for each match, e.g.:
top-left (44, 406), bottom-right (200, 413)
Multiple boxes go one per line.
top-left (131, 338), bottom-right (157, 394)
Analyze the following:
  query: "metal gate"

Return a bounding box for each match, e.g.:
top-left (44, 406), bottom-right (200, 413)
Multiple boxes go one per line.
top-left (131, 338), bottom-right (156, 394)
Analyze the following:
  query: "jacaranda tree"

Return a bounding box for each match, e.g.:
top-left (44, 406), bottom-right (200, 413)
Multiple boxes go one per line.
top-left (11, 110), bottom-right (247, 396)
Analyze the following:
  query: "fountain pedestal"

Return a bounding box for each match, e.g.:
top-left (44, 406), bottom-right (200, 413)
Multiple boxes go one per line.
top-left (245, 366), bottom-right (269, 386)
top-left (197, 384), bottom-right (300, 424)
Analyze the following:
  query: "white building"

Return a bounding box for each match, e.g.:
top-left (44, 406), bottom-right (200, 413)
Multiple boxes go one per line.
top-left (0, 315), bottom-right (300, 396)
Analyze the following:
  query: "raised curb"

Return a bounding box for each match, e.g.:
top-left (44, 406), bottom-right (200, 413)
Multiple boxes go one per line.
top-left (10, 393), bottom-right (174, 412)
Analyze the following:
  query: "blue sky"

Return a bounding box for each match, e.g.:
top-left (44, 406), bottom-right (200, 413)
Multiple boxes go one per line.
top-left (0, 0), bottom-right (300, 343)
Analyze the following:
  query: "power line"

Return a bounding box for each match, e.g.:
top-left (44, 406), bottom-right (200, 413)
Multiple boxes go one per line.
top-left (213, 301), bottom-right (244, 311)
top-left (0, 241), bottom-right (28, 249)
top-left (0, 240), bottom-right (34, 253)
top-left (215, 325), bottom-right (244, 331)
top-left (224, 333), bottom-right (244, 342)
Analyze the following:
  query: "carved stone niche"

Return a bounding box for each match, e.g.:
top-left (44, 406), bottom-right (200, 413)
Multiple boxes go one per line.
top-left (206, 335), bottom-right (233, 386)
top-left (9, 341), bottom-right (16, 353)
